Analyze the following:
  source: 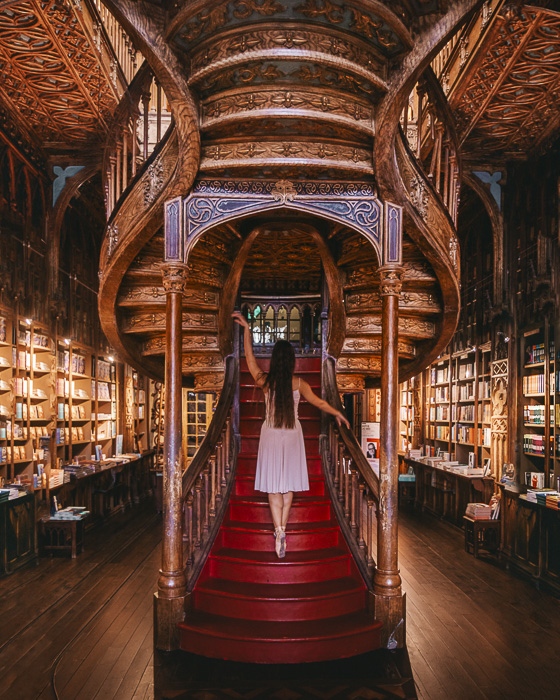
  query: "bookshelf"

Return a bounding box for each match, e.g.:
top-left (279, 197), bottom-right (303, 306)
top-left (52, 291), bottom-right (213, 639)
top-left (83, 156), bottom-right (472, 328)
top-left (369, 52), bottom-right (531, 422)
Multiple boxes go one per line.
top-left (422, 344), bottom-right (492, 467)
top-left (399, 378), bottom-right (416, 452)
top-left (520, 324), bottom-right (555, 488)
top-left (133, 370), bottom-right (149, 452)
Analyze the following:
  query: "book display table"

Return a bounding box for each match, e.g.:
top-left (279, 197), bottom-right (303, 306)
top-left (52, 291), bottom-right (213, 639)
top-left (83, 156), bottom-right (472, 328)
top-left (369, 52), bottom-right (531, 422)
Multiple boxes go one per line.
top-left (463, 515), bottom-right (500, 558)
top-left (41, 516), bottom-right (85, 559)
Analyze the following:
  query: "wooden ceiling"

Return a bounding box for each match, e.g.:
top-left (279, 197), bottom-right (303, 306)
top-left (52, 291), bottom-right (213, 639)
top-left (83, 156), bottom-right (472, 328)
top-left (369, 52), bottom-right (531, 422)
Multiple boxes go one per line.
top-left (0, 0), bottom-right (118, 158)
top-left (450, 3), bottom-right (560, 160)
top-left (1, 2), bottom-right (560, 168)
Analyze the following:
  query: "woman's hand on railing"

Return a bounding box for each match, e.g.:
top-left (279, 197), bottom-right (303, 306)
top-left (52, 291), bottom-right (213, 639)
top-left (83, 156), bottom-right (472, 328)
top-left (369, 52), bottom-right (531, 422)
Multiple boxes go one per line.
top-left (335, 412), bottom-right (350, 430)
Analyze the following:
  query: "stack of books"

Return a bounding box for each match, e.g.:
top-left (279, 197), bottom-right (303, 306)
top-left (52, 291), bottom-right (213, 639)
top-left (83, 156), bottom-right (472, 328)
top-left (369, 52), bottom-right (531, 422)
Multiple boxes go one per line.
top-left (526, 488), bottom-right (556, 503)
top-left (545, 494), bottom-right (560, 510)
top-left (465, 502), bottom-right (492, 520)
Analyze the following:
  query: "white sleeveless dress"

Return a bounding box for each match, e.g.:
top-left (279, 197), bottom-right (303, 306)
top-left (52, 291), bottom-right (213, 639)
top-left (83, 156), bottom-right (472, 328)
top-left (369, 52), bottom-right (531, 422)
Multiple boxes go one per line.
top-left (254, 387), bottom-right (309, 494)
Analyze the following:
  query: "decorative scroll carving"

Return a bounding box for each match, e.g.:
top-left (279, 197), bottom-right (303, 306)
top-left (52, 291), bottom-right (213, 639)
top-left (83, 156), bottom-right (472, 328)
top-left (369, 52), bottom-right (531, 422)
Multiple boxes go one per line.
top-left (200, 141), bottom-right (372, 170)
top-left (408, 175), bottom-right (429, 219)
top-left (175, 0), bottom-right (407, 57)
top-left (190, 28), bottom-right (384, 77)
top-left (143, 334), bottom-right (219, 355)
top-left (184, 180), bottom-right (382, 256)
top-left (202, 88), bottom-right (374, 129)
top-left (182, 354), bottom-right (225, 372)
top-left (345, 314), bottom-right (434, 338)
top-left (335, 374), bottom-right (365, 391)
top-left (346, 291), bottom-right (440, 313)
top-left (119, 287), bottom-right (219, 307)
top-left (123, 312), bottom-right (217, 333)
top-left (161, 264), bottom-right (188, 294)
top-left (342, 337), bottom-right (416, 357)
top-left (194, 372), bottom-right (225, 392)
top-left (271, 179), bottom-right (297, 203)
top-left (336, 356), bottom-right (382, 372)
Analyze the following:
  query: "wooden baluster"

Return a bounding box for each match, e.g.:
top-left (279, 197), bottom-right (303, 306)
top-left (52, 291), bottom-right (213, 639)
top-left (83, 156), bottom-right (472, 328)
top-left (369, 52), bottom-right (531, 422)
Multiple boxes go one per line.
top-left (109, 155), bottom-right (116, 213)
top-left (224, 420), bottom-right (231, 474)
top-left (202, 465), bottom-right (210, 536)
top-left (184, 493), bottom-right (194, 567)
top-left (367, 495), bottom-right (375, 571)
top-left (194, 474), bottom-right (202, 549)
top-left (142, 88), bottom-right (151, 161)
top-left (358, 483), bottom-right (367, 555)
top-left (156, 81), bottom-right (162, 142)
top-left (115, 140), bottom-right (123, 202)
top-left (434, 122), bottom-right (445, 193)
top-left (209, 455), bottom-right (217, 519)
top-left (332, 429), bottom-right (339, 489)
top-left (131, 109), bottom-right (138, 178)
top-left (416, 82), bottom-right (425, 159)
top-left (344, 457), bottom-right (351, 519)
top-left (122, 126), bottom-right (128, 192)
top-left (337, 440), bottom-right (344, 502)
top-left (350, 469), bottom-right (358, 537)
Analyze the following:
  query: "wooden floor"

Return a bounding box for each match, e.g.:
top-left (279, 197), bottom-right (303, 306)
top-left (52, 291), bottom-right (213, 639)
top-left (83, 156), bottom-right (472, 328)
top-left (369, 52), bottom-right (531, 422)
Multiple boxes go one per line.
top-left (1, 500), bottom-right (559, 700)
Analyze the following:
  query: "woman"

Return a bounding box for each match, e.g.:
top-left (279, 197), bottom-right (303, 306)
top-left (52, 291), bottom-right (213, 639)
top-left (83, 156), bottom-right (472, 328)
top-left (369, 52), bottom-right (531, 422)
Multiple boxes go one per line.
top-left (232, 311), bottom-right (350, 558)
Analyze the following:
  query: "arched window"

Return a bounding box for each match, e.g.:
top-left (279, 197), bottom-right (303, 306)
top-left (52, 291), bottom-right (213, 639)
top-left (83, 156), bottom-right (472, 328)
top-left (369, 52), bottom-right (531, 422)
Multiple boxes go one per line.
top-left (289, 307), bottom-right (301, 343)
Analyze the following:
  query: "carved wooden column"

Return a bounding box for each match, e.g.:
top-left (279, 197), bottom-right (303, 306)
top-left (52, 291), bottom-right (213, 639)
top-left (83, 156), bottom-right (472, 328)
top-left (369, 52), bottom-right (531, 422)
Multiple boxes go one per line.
top-left (374, 265), bottom-right (405, 649)
top-left (155, 198), bottom-right (187, 650)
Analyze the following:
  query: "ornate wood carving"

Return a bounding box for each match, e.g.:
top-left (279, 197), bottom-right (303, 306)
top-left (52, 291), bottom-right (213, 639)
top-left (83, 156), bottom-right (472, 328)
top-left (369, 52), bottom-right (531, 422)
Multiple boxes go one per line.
top-left (336, 356), bottom-right (382, 373)
top-left (174, 1), bottom-right (411, 58)
top-left (346, 290), bottom-right (440, 314)
top-left (143, 334), bottom-right (219, 356)
top-left (451, 9), bottom-right (560, 158)
top-left (184, 180), bottom-right (382, 259)
top-left (0, 1), bottom-right (118, 149)
top-left (341, 337), bottom-right (416, 358)
top-left (346, 314), bottom-right (435, 339)
top-left (122, 311), bottom-right (217, 334)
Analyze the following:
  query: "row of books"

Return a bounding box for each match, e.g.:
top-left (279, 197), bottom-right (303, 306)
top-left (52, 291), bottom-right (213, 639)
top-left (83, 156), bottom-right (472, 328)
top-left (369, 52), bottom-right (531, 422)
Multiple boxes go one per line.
top-left (452, 384), bottom-right (475, 402)
top-left (57, 350), bottom-right (89, 375)
top-left (523, 404), bottom-right (553, 425)
top-left (57, 403), bottom-right (87, 420)
top-left (523, 434), bottom-right (554, 456)
top-left (522, 373), bottom-right (554, 395)
top-left (0, 446), bottom-right (28, 462)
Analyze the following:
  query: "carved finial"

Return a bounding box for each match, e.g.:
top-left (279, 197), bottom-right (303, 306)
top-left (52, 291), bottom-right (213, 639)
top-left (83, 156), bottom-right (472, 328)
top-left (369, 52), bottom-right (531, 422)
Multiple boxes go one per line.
top-left (379, 266), bottom-right (404, 297)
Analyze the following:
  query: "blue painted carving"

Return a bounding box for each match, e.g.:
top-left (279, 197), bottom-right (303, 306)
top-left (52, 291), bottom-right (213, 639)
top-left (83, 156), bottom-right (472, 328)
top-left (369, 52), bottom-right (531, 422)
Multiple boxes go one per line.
top-left (52, 165), bottom-right (84, 206)
top-left (165, 197), bottom-right (182, 261)
top-left (384, 203), bottom-right (402, 264)
top-left (473, 171), bottom-right (502, 211)
top-left (184, 180), bottom-right (382, 256)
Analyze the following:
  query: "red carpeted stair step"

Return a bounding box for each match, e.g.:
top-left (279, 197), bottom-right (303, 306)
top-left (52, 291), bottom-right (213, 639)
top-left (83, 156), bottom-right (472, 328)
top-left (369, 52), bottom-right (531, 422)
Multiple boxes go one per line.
top-left (218, 519), bottom-right (339, 551)
top-left (178, 611), bottom-right (382, 664)
top-left (192, 576), bottom-right (368, 621)
top-left (178, 355), bottom-right (383, 663)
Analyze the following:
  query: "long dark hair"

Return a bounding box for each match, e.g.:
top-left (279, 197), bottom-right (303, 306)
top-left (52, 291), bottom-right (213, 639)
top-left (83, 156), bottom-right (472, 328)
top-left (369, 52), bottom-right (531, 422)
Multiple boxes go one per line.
top-left (264, 340), bottom-right (296, 429)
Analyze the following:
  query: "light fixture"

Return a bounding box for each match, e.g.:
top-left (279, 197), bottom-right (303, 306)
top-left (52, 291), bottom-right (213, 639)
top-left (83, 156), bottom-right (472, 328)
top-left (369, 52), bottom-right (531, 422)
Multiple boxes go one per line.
top-left (25, 318), bottom-right (32, 326)
top-left (64, 338), bottom-right (71, 345)
top-left (108, 355), bottom-right (115, 363)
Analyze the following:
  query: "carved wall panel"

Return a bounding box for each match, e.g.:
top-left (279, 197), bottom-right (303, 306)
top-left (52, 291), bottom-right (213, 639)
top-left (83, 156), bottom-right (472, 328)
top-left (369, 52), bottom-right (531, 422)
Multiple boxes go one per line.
top-left (122, 312), bottom-right (217, 333)
top-left (491, 357), bottom-right (509, 481)
top-left (182, 354), bottom-right (225, 373)
top-left (336, 356), bottom-right (382, 373)
top-left (143, 334), bottom-right (219, 356)
top-left (345, 290), bottom-right (441, 314)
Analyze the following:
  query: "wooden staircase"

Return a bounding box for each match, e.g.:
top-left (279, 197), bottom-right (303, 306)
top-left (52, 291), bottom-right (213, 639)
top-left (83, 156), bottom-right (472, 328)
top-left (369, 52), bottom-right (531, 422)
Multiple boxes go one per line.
top-left (178, 357), bottom-right (382, 663)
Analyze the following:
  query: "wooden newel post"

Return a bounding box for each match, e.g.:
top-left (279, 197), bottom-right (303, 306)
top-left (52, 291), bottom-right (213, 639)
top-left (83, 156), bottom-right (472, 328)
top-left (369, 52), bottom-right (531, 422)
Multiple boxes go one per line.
top-left (374, 265), bottom-right (405, 648)
top-left (155, 198), bottom-right (187, 650)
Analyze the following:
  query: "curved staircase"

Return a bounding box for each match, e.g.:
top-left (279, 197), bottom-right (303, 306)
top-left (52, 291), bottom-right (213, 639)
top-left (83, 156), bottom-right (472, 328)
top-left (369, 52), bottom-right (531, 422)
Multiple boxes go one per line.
top-left (179, 357), bottom-right (382, 663)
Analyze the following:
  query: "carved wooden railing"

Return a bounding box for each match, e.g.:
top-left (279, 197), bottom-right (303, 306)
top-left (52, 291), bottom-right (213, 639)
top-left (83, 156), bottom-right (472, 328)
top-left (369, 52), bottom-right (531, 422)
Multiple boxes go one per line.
top-left (321, 356), bottom-right (379, 586)
top-left (181, 354), bottom-right (240, 588)
top-left (102, 63), bottom-right (173, 217)
top-left (400, 68), bottom-right (461, 225)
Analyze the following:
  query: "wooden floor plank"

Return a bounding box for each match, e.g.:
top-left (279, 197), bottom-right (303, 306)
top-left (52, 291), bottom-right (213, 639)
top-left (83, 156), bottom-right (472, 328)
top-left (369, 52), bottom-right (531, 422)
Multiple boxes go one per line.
top-left (1, 501), bottom-right (560, 700)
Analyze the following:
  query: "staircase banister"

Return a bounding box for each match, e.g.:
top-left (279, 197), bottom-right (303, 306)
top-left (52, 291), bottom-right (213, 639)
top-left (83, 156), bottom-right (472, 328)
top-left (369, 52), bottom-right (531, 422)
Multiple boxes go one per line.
top-left (182, 354), bottom-right (239, 495)
top-left (323, 356), bottom-right (379, 501)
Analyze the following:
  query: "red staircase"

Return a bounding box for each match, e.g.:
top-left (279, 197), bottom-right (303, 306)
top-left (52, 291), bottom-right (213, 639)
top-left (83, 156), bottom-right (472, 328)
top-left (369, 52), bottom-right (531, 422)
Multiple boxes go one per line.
top-left (178, 357), bottom-right (383, 663)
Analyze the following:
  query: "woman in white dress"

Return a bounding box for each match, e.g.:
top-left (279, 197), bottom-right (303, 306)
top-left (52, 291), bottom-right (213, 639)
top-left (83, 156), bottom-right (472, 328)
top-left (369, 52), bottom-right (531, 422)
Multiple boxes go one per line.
top-left (232, 312), bottom-right (350, 558)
